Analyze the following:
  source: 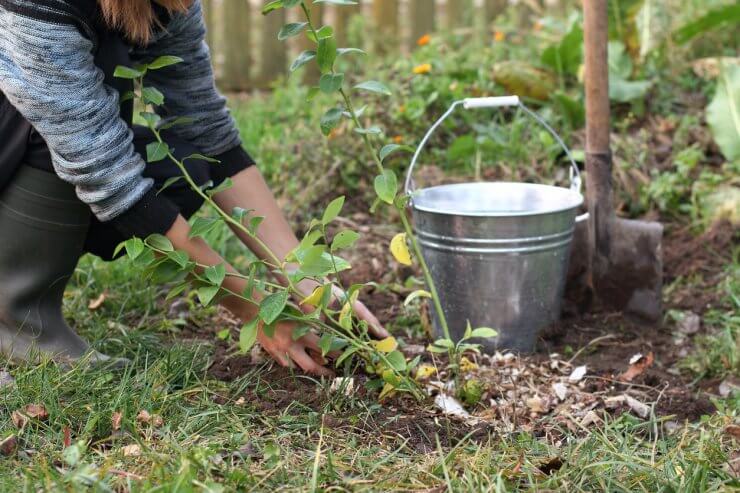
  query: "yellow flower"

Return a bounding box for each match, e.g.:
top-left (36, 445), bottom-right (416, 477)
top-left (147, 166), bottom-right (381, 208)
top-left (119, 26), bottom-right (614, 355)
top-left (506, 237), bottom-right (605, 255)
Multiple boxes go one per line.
top-left (412, 63), bottom-right (432, 75)
top-left (392, 135), bottom-right (404, 144)
top-left (416, 33), bottom-right (431, 46)
top-left (533, 20), bottom-right (543, 31)
top-left (398, 105), bottom-right (406, 114)
top-left (493, 31), bottom-right (505, 42)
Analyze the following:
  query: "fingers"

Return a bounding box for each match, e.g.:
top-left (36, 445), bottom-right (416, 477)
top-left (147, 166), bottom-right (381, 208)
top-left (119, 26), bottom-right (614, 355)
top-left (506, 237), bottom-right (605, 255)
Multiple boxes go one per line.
top-left (290, 346), bottom-right (334, 376)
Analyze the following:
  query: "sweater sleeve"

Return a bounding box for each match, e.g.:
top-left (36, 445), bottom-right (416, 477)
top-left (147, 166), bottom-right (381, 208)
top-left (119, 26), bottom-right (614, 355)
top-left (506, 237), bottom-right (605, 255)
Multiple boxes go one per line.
top-left (0, 4), bottom-right (178, 238)
top-left (131, 0), bottom-right (254, 174)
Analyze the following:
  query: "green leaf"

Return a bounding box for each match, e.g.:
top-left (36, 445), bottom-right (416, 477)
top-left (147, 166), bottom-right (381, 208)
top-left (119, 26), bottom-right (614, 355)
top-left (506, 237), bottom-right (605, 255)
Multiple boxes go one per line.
top-left (290, 51), bottom-right (316, 72)
top-left (432, 338), bottom-right (454, 349)
top-left (139, 111), bottom-right (161, 128)
top-left (261, 0), bottom-right (283, 15)
top-left (119, 91), bottom-right (134, 103)
top-left (124, 237), bottom-right (145, 260)
top-left (707, 63), bottom-right (740, 161)
top-left (147, 55), bottom-right (183, 70)
top-left (306, 87), bottom-right (320, 101)
top-left (158, 176), bottom-right (183, 195)
top-left (113, 65), bottom-right (144, 79)
top-left (278, 22), bottom-right (308, 40)
top-left (204, 263), bottom-right (227, 287)
top-left (317, 36), bottom-right (337, 73)
top-left (197, 285), bottom-right (220, 306)
top-left (167, 250), bottom-right (190, 268)
top-left (470, 327), bottom-right (499, 339)
top-left (540, 23), bottom-right (583, 77)
top-left (318, 333), bottom-right (333, 356)
top-left (320, 107), bottom-right (343, 136)
top-left (189, 217), bottom-right (220, 238)
top-left (322, 196), bottom-right (345, 225)
top-left (158, 116), bottom-right (196, 130)
top-left (306, 25), bottom-right (333, 43)
top-left (319, 73), bottom-right (344, 93)
top-left (283, 0), bottom-right (301, 7)
top-left (183, 153), bottom-right (220, 163)
top-left (373, 169), bottom-right (397, 204)
top-left (146, 141), bottom-right (169, 162)
top-left (206, 178), bottom-right (233, 197)
top-left (337, 47), bottom-right (366, 57)
top-left (385, 351), bottom-right (407, 371)
top-left (145, 234), bottom-right (173, 252)
top-left (331, 230), bottom-right (359, 250)
top-left (314, 0), bottom-right (358, 4)
top-left (354, 126), bottom-right (382, 135)
top-left (239, 319), bottom-right (259, 353)
top-left (248, 216), bottom-right (264, 235)
top-left (259, 291), bottom-right (289, 325)
top-left (291, 325), bottom-right (312, 341)
top-left (608, 41), bottom-right (651, 102)
top-left (336, 346), bottom-right (360, 366)
top-left (673, 3), bottom-right (740, 44)
top-left (232, 207), bottom-right (251, 223)
top-left (353, 80), bottom-right (392, 96)
top-left (141, 86), bottom-right (164, 105)
top-left (379, 144), bottom-right (413, 162)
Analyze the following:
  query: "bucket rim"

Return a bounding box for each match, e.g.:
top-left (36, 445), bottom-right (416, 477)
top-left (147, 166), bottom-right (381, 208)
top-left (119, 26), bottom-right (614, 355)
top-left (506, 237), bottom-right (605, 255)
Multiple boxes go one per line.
top-left (410, 181), bottom-right (584, 217)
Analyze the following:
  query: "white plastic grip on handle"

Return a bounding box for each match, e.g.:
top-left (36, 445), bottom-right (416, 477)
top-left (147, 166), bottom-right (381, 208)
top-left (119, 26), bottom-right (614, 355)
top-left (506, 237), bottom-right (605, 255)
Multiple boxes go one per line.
top-left (463, 96), bottom-right (520, 109)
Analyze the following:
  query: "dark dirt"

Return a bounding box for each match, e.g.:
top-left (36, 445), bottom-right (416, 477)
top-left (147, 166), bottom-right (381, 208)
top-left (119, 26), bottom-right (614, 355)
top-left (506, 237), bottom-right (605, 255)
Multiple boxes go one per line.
top-left (174, 213), bottom-right (733, 445)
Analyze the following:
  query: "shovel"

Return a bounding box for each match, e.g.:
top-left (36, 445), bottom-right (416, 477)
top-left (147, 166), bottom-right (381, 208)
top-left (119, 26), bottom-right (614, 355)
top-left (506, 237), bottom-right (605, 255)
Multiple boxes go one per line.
top-left (571, 0), bottom-right (664, 322)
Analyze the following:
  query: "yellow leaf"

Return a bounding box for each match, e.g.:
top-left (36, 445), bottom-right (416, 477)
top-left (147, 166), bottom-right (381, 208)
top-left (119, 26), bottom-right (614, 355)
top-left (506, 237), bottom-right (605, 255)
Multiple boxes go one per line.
top-left (390, 233), bottom-right (412, 266)
top-left (460, 356), bottom-right (478, 373)
top-left (379, 382), bottom-right (396, 401)
top-left (373, 336), bottom-right (398, 353)
top-left (300, 285), bottom-right (325, 307)
top-left (415, 364), bottom-right (437, 381)
top-left (339, 302), bottom-right (352, 329)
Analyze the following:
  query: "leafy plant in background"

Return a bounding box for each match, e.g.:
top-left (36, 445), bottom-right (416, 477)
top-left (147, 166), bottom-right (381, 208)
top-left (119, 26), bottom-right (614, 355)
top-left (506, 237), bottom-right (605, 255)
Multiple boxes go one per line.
top-left (114, 57), bottom-right (426, 401)
top-left (706, 63), bottom-right (740, 162)
top-left (263, 0), bottom-right (497, 382)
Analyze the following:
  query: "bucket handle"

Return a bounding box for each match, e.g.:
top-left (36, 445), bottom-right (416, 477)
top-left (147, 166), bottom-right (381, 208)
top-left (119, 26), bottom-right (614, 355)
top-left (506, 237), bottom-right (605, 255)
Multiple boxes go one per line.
top-left (404, 95), bottom-right (583, 197)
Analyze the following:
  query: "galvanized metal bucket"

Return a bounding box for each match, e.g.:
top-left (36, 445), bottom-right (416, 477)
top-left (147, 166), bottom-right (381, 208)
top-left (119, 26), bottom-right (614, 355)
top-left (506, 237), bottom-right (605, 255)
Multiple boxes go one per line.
top-left (405, 96), bottom-right (587, 352)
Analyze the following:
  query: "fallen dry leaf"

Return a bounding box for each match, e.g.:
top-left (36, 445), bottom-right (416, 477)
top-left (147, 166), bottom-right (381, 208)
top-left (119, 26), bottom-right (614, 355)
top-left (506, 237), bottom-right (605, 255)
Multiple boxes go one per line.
top-left (12, 404), bottom-right (48, 428)
top-left (580, 410), bottom-right (602, 427)
top-left (552, 382), bottom-right (568, 401)
top-left (725, 425), bottom-right (740, 440)
top-left (88, 291), bottom-right (107, 311)
top-left (618, 352), bottom-right (654, 382)
top-left (136, 410), bottom-right (163, 427)
top-left (568, 365), bottom-right (587, 383)
top-left (434, 394), bottom-right (470, 420)
top-left (63, 426), bottom-right (71, 448)
top-left (111, 412), bottom-right (123, 431)
top-left (122, 444), bottom-right (141, 457)
top-left (526, 396), bottom-right (547, 413)
top-left (0, 435), bottom-right (17, 456)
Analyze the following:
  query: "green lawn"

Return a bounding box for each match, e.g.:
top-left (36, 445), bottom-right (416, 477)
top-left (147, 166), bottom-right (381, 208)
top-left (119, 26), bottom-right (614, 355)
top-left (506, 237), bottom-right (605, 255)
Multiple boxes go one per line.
top-left (1, 2), bottom-right (739, 490)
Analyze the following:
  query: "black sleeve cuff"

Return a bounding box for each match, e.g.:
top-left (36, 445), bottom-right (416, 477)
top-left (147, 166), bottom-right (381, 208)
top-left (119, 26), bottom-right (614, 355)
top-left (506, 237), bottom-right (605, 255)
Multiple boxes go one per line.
top-left (108, 188), bottom-right (180, 240)
top-left (210, 145), bottom-right (256, 185)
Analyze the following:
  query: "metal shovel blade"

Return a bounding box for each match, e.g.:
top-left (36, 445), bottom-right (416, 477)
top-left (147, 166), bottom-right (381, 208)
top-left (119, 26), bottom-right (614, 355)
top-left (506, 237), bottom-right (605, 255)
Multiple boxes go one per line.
top-left (567, 217), bottom-right (663, 323)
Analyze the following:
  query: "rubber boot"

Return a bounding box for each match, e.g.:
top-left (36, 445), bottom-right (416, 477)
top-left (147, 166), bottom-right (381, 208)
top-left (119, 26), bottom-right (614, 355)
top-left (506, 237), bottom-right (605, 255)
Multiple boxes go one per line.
top-left (0, 166), bottom-right (126, 367)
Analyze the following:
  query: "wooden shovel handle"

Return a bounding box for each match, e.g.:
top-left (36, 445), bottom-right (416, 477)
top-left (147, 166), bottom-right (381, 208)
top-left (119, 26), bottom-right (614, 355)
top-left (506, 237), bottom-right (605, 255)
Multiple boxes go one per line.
top-left (583, 0), bottom-right (614, 283)
top-left (583, 0), bottom-right (610, 154)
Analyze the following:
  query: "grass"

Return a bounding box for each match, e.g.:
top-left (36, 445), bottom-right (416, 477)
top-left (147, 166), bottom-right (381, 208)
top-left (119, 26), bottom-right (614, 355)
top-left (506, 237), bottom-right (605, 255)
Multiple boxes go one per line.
top-left (2, 2), bottom-right (740, 490)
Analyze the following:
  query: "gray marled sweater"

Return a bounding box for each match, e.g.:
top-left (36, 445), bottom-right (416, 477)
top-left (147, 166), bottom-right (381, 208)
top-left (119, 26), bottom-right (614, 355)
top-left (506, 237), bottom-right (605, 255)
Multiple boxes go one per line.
top-left (0, 0), bottom-right (245, 232)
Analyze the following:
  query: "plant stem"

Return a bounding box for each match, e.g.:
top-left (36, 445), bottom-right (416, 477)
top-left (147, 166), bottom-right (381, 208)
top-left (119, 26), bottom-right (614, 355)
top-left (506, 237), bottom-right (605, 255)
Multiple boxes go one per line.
top-left (399, 211), bottom-right (451, 341)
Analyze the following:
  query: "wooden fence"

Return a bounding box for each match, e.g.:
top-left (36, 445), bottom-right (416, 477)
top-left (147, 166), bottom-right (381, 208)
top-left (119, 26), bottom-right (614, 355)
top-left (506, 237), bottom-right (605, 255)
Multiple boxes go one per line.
top-left (203, 0), bottom-right (513, 90)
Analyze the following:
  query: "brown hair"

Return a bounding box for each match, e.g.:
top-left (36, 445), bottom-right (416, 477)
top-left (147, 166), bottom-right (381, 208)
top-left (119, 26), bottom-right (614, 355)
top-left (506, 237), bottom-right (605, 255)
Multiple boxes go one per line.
top-left (98, 0), bottom-right (194, 45)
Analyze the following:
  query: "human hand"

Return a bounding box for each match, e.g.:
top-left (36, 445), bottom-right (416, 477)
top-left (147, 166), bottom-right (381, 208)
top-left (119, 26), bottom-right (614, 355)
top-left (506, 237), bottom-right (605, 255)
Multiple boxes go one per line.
top-left (257, 320), bottom-right (333, 376)
top-left (296, 280), bottom-right (390, 339)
